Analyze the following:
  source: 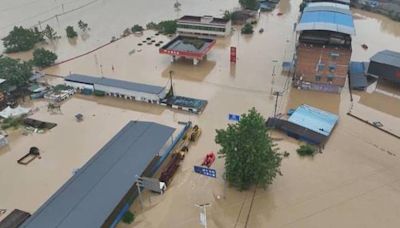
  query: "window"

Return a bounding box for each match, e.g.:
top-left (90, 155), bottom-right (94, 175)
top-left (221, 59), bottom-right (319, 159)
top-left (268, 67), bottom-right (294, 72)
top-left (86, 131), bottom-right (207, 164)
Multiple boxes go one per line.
top-left (316, 63), bottom-right (324, 72)
top-left (327, 74), bottom-right (334, 82)
top-left (329, 52), bottom-right (340, 60)
top-left (315, 74), bottom-right (322, 81)
top-left (329, 64), bottom-right (336, 72)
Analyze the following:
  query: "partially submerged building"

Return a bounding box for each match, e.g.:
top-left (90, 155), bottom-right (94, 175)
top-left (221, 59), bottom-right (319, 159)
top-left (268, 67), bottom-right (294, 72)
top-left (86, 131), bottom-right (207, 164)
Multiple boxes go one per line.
top-left (65, 74), bottom-right (167, 104)
top-left (65, 74), bottom-right (208, 114)
top-left (159, 35), bottom-right (216, 65)
top-left (21, 121), bottom-right (176, 228)
top-left (367, 50), bottom-right (400, 84)
top-left (266, 104), bottom-right (339, 145)
top-left (294, 2), bottom-right (355, 93)
top-left (349, 61), bottom-right (368, 90)
top-left (177, 15), bottom-right (231, 37)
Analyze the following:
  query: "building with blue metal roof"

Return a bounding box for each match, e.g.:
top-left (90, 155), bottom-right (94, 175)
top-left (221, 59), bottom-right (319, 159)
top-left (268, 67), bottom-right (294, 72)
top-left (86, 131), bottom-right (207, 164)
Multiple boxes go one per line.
top-left (296, 2), bottom-right (355, 35)
top-left (21, 121), bottom-right (175, 228)
top-left (288, 104), bottom-right (339, 137)
top-left (266, 105), bottom-right (339, 145)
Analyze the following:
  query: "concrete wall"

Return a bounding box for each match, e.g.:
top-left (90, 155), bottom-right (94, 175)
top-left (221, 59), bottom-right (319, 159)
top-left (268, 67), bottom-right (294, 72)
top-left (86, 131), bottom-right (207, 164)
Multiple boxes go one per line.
top-left (65, 81), bottom-right (94, 90)
top-left (94, 84), bottom-right (166, 103)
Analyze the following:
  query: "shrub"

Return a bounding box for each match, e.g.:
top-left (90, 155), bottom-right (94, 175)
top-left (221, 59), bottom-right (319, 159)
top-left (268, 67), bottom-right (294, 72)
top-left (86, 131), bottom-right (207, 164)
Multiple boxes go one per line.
top-left (94, 90), bottom-right (105, 96)
top-left (122, 211), bottom-right (135, 224)
top-left (297, 144), bottom-right (316, 157)
top-left (241, 23), bottom-right (254, 34)
top-left (157, 20), bottom-right (177, 34)
top-left (32, 48), bottom-right (57, 67)
top-left (131, 24), bottom-right (144, 33)
top-left (1, 117), bottom-right (23, 130)
top-left (66, 26), bottom-right (78, 38)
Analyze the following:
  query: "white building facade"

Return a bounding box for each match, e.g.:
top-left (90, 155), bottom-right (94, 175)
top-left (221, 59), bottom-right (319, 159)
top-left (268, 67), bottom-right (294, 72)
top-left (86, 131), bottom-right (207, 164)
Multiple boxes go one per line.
top-left (64, 74), bottom-right (167, 104)
top-left (177, 15), bottom-right (231, 37)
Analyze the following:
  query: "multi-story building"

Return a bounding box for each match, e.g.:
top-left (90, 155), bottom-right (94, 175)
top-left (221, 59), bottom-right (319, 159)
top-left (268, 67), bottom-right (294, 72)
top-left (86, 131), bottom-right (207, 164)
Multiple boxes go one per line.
top-left (177, 15), bottom-right (231, 37)
top-left (294, 2), bottom-right (355, 93)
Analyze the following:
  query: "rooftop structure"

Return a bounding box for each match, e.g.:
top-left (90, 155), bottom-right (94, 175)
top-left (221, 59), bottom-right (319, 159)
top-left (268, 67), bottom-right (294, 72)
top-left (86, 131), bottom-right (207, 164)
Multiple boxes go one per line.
top-left (65, 74), bottom-right (167, 103)
top-left (294, 43), bottom-right (352, 92)
top-left (289, 104), bottom-right (339, 136)
top-left (367, 50), bottom-right (400, 84)
top-left (349, 61), bottom-right (368, 90)
top-left (65, 74), bottom-right (166, 96)
top-left (159, 36), bottom-right (216, 65)
top-left (266, 104), bottom-right (338, 145)
top-left (297, 2), bottom-right (355, 35)
top-left (177, 15), bottom-right (231, 37)
top-left (21, 121), bottom-right (175, 228)
top-left (302, 0), bottom-right (350, 5)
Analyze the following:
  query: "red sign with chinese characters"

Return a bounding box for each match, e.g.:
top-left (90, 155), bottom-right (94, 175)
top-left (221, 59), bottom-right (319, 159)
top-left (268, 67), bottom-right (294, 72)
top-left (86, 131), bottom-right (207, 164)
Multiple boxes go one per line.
top-left (230, 46), bottom-right (236, 63)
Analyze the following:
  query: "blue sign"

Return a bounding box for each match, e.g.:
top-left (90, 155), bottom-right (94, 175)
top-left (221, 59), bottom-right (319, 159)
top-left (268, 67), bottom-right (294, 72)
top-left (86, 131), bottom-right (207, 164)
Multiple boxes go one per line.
top-left (194, 166), bottom-right (217, 178)
top-left (228, 114), bottom-right (240, 122)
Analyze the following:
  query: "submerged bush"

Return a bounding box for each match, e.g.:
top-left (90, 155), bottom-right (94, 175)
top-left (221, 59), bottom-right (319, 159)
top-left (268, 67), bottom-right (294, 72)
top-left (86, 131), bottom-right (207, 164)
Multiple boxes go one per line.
top-left (297, 144), bottom-right (316, 157)
top-left (122, 210), bottom-right (135, 224)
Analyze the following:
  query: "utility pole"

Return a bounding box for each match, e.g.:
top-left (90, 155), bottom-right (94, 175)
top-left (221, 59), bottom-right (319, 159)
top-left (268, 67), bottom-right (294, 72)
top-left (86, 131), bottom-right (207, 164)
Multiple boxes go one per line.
top-left (270, 60), bottom-right (278, 95)
top-left (169, 70), bottom-right (174, 97)
top-left (195, 203), bottom-right (211, 228)
top-left (273, 91), bottom-right (282, 118)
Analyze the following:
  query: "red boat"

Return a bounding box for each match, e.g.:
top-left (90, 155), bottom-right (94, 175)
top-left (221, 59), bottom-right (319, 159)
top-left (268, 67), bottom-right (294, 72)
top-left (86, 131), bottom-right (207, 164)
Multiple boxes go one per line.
top-left (202, 152), bottom-right (215, 167)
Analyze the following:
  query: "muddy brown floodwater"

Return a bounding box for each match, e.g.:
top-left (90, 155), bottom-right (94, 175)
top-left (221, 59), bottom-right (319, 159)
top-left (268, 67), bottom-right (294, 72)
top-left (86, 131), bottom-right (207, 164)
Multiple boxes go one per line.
top-left (1, 0), bottom-right (400, 227)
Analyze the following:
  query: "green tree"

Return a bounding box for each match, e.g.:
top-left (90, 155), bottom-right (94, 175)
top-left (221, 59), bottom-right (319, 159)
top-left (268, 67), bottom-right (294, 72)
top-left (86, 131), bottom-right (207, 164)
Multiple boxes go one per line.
top-left (158, 20), bottom-right (177, 34)
top-left (78, 20), bottom-right (89, 32)
top-left (32, 48), bottom-right (57, 67)
top-left (215, 108), bottom-right (282, 190)
top-left (122, 211), bottom-right (135, 224)
top-left (2, 26), bottom-right (44, 53)
top-left (65, 26), bottom-right (78, 38)
top-left (241, 23), bottom-right (254, 34)
top-left (131, 24), bottom-right (144, 32)
top-left (297, 144), bottom-right (316, 157)
top-left (239, 0), bottom-right (258, 10)
top-left (223, 10), bottom-right (232, 20)
top-left (43, 25), bottom-right (60, 41)
top-left (0, 56), bottom-right (32, 88)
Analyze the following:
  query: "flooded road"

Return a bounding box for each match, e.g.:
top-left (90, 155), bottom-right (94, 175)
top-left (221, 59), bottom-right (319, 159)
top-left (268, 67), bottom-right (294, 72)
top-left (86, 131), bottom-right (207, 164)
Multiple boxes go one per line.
top-left (1, 0), bottom-right (400, 227)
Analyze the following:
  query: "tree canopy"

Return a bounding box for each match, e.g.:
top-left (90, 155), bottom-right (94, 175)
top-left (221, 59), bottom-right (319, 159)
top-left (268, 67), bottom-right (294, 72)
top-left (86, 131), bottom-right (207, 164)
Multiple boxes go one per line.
top-left (43, 25), bottom-right (60, 41)
top-left (66, 26), bottom-right (78, 38)
top-left (32, 48), bottom-right (57, 67)
top-left (215, 108), bottom-right (282, 190)
top-left (78, 20), bottom-right (89, 32)
top-left (131, 24), bottom-right (144, 32)
top-left (2, 26), bottom-right (44, 53)
top-left (241, 23), bottom-right (254, 34)
top-left (239, 0), bottom-right (258, 10)
top-left (0, 56), bottom-right (32, 88)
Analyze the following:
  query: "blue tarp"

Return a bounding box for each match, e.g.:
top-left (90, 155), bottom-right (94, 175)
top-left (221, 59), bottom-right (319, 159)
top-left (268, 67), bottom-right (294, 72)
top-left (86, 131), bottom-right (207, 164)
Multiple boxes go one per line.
top-left (288, 105), bottom-right (339, 136)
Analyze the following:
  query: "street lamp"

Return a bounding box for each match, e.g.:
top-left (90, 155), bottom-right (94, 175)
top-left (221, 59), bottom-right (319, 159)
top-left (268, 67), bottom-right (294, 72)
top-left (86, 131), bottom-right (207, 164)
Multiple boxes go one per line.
top-left (195, 203), bottom-right (211, 228)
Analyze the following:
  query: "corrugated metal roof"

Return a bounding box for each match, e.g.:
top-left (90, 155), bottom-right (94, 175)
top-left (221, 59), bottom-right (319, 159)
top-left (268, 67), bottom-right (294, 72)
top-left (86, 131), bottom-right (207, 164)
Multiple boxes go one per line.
top-left (349, 62), bottom-right (368, 90)
top-left (21, 121), bottom-right (175, 228)
top-left (288, 104), bottom-right (339, 136)
top-left (370, 50), bottom-right (400, 68)
top-left (65, 74), bottom-right (166, 95)
top-left (306, 2), bottom-right (350, 10)
top-left (297, 4), bottom-right (355, 35)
